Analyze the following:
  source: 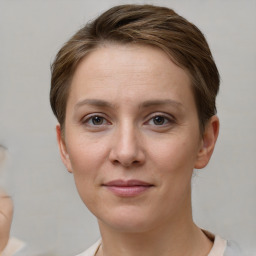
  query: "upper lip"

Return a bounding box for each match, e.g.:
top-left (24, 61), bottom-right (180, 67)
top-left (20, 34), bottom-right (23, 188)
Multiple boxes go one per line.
top-left (103, 179), bottom-right (153, 187)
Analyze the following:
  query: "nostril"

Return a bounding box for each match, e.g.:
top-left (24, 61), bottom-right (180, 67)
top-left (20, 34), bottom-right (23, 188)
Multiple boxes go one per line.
top-left (108, 136), bottom-right (146, 167)
top-left (111, 158), bottom-right (141, 167)
top-left (112, 160), bottom-right (120, 165)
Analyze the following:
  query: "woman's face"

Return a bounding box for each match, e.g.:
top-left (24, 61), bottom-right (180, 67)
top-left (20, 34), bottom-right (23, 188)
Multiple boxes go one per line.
top-left (57, 44), bottom-right (215, 233)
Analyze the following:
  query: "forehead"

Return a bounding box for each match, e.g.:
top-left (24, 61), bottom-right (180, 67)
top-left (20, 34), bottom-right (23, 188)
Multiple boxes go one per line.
top-left (67, 44), bottom-right (195, 112)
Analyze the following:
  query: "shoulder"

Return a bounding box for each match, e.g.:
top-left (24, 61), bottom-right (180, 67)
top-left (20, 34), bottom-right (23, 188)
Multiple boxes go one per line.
top-left (203, 230), bottom-right (243, 256)
top-left (75, 234), bottom-right (244, 256)
top-left (75, 240), bottom-right (101, 256)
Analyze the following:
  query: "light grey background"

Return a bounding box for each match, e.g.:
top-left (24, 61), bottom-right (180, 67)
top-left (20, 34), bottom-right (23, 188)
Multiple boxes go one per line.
top-left (0, 0), bottom-right (255, 255)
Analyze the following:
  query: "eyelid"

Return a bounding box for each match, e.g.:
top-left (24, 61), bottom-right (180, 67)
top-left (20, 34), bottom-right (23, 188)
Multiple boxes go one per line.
top-left (81, 113), bottom-right (111, 125)
top-left (80, 112), bottom-right (175, 126)
top-left (144, 112), bottom-right (176, 125)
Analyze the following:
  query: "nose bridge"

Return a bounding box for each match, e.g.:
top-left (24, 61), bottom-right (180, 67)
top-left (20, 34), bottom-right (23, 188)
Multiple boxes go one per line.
top-left (110, 119), bottom-right (144, 166)
top-left (119, 120), bottom-right (137, 152)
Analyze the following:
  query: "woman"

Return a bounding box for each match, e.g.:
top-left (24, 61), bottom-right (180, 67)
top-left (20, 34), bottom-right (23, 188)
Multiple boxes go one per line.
top-left (50, 4), bottom-right (241, 256)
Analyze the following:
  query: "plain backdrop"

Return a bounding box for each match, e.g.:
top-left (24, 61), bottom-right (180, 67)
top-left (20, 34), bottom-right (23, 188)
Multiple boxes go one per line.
top-left (0, 0), bottom-right (255, 255)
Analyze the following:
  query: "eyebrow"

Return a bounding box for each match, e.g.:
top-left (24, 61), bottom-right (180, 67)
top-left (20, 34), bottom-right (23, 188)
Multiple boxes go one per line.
top-left (75, 99), bottom-right (115, 110)
top-left (140, 99), bottom-right (183, 109)
top-left (74, 98), bottom-right (183, 110)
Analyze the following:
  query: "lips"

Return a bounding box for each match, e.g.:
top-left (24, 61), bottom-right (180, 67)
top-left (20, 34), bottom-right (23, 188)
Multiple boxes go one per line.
top-left (103, 179), bottom-right (153, 197)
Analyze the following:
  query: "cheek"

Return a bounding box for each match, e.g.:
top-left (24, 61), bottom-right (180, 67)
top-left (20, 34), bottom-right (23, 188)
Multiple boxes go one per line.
top-left (67, 132), bottom-right (108, 169)
top-left (67, 140), bottom-right (106, 210)
top-left (66, 134), bottom-right (110, 193)
top-left (146, 133), bottom-right (200, 198)
top-left (148, 134), bottom-right (199, 172)
top-left (148, 136), bottom-right (198, 206)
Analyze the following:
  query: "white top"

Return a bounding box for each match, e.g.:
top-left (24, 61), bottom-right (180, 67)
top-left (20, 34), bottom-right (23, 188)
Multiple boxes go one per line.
top-left (1, 237), bottom-right (25, 256)
top-left (76, 232), bottom-right (241, 256)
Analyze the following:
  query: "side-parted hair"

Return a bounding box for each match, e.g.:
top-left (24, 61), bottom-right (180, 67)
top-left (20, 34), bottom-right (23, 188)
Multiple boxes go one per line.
top-left (50, 4), bottom-right (219, 134)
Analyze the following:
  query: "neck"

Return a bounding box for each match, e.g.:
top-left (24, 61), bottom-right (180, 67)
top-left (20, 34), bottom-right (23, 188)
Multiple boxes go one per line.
top-left (96, 198), bottom-right (212, 256)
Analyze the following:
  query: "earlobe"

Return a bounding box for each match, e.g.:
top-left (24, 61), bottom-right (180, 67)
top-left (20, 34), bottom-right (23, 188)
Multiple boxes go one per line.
top-left (56, 125), bottom-right (73, 173)
top-left (194, 115), bottom-right (219, 169)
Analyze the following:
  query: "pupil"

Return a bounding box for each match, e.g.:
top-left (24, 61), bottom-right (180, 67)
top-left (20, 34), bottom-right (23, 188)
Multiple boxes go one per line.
top-left (154, 116), bottom-right (164, 125)
top-left (92, 116), bottom-right (103, 125)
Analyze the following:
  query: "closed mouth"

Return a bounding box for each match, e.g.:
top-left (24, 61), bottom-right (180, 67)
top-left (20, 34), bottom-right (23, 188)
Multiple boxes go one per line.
top-left (102, 179), bottom-right (153, 197)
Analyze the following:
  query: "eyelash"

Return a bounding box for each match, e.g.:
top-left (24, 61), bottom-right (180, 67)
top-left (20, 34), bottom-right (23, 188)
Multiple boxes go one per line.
top-left (146, 114), bottom-right (175, 126)
top-left (81, 113), bottom-right (175, 128)
top-left (82, 114), bottom-right (110, 127)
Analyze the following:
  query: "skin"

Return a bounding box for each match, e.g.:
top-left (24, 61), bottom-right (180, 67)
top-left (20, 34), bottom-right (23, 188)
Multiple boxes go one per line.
top-left (0, 189), bottom-right (13, 252)
top-left (57, 44), bottom-right (219, 256)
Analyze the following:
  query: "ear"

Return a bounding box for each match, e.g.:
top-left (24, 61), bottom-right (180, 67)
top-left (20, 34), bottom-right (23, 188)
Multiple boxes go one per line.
top-left (194, 115), bottom-right (219, 169)
top-left (56, 125), bottom-right (73, 173)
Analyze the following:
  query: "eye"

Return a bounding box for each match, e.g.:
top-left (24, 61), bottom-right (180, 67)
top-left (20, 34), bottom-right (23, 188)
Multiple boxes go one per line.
top-left (152, 116), bottom-right (167, 125)
top-left (83, 115), bottom-right (109, 126)
top-left (146, 114), bottom-right (175, 127)
top-left (90, 116), bottom-right (105, 125)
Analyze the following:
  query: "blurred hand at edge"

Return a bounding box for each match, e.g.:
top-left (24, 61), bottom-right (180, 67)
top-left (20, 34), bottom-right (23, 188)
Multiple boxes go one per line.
top-left (0, 190), bottom-right (13, 252)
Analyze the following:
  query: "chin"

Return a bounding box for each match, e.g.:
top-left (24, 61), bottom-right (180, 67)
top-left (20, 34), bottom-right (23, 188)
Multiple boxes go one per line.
top-left (97, 206), bottom-right (162, 233)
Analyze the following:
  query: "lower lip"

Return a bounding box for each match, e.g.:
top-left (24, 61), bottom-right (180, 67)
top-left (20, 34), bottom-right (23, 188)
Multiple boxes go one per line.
top-left (104, 186), bottom-right (152, 197)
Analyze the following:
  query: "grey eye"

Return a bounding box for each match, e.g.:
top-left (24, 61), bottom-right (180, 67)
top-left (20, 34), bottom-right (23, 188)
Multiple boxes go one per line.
top-left (91, 116), bottom-right (104, 125)
top-left (153, 116), bottom-right (166, 125)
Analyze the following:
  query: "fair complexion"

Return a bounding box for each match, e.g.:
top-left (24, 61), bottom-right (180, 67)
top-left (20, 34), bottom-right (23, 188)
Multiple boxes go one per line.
top-left (57, 44), bottom-right (219, 256)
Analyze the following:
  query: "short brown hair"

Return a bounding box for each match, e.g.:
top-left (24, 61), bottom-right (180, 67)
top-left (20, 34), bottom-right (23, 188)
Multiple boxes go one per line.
top-left (50, 4), bottom-right (219, 133)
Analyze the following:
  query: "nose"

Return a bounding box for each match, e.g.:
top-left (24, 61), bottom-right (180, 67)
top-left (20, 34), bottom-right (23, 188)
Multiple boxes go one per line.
top-left (109, 123), bottom-right (145, 167)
